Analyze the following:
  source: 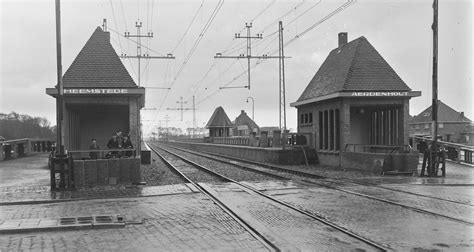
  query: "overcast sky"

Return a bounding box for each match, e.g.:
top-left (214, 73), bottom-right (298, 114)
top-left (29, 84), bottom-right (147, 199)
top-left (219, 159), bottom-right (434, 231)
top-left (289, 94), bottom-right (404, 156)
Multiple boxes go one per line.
top-left (1, 0), bottom-right (472, 135)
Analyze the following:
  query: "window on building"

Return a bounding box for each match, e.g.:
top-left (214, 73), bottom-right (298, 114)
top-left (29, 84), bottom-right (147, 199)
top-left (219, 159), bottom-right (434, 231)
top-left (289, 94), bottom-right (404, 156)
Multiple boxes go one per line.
top-left (324, 110), bottom-right (329, 149)
top-left (318, 111), bottom-right (323, 149)
top-left (318, 109), bottom-right (340, 151)
top-left (439, 123), bottom-right (444, 128)
top-left (424, 123), bottom-right (430, 129)
top-left (300, 112), bottom-right (313, 126)
top-left (415, 124), bottom-right (420, 129)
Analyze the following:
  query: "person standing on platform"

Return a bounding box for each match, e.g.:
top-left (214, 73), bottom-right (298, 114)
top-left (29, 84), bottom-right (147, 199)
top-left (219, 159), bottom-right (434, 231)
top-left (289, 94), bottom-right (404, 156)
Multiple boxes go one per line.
top-left (116, 131), bottom-right (124, 148)
top-left (122, 135), bottom-right (134, 157)
top-left (107, 134), bottom-right (120, 157)
top-left (89, 139), bottom-right (100, 159)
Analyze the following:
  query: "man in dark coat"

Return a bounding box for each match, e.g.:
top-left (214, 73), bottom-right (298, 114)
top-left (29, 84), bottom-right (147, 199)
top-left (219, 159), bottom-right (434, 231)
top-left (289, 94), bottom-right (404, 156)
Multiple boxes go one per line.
top-left (107, 134), bottom-right (120, 157)
top-left (122, 135), bottom-right (134, 157)
top-left (89, 139), bottom-right (100, 159)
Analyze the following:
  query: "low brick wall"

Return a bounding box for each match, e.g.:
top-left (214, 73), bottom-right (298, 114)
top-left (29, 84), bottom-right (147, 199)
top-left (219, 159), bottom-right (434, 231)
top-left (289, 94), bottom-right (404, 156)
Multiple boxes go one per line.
top-left (73, 157), bottom-right (141, 188)
top-left (165, 141), bottom-right (317, 165)
top-left (341, 152), bottom-right (418, 174)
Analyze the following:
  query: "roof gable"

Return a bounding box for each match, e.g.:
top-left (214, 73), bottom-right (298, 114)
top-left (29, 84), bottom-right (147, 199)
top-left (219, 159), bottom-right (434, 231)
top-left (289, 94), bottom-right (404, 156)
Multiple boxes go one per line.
top-left (297, 36), bottom-right (411, 102)
top-left (234, 110), bottom-right (259, 129)
top-left (62, 27), bottom-right (137, 88)
top-left (411, 100), bottom-right (471, 123)
top-left (206, 107), bottom-right (233, 128)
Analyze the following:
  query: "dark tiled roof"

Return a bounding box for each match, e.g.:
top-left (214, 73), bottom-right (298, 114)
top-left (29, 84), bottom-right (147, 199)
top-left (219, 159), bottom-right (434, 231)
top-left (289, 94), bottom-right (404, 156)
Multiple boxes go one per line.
top-left (206, 107), bottom-right (233, 128)
top-left (62, 27), bottom-right (137, 88)
top-left (233, 110), bottom-right (259, 129)
top-left (297, 36), bottom-right (411, 102)
top-left (411, 100), bottom-right (471, 123)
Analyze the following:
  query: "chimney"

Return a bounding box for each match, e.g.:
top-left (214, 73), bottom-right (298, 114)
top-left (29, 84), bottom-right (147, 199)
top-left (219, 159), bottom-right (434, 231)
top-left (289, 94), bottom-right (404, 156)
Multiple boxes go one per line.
top-left (338, 32), bottom-right (348, 48)
top-left (461, 112), bottom-right (465, 117)
top-left (241, 110), bottom-right (245, 114)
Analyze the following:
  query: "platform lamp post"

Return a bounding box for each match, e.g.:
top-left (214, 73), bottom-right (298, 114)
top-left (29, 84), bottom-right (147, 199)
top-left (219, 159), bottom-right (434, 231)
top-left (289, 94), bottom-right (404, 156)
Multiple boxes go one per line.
top-left (246, 97), bottom-right (255, 121)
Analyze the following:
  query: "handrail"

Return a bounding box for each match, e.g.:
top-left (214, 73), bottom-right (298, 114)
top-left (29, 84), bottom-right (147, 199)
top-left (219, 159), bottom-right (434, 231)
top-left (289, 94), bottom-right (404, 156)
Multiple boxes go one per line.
top-left (345, 144), bottom-right (411, 153)
top-left (414, 136), bottom-right (474, 151)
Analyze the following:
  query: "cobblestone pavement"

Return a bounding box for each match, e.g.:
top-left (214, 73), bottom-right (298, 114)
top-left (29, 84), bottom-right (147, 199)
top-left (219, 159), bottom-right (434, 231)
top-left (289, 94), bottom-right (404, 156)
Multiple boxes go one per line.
top-left (246, 180), bottom-right (474, 251)
top-left (307, 179), bottom-right (474, 223)
top-left (0, 193), bottom-right (268, 251)
top-left (203, 182), bottom-right (378, 251)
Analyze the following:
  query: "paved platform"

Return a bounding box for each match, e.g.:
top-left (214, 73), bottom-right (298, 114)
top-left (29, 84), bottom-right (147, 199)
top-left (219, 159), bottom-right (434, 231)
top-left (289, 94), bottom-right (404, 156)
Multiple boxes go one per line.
top-left (1, 153), bottom-right (473, 251)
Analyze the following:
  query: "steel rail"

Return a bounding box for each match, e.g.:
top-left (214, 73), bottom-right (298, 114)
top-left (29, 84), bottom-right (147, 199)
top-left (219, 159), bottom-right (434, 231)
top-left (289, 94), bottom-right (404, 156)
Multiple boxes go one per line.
top-left (147, 144), bottom-right (279, 252)
top-left (151, 143), bottom-right (389, 251)
top-left (164, 143), bottom-right (473, 206)
top-left (161, 143), bottom-right (474, 226)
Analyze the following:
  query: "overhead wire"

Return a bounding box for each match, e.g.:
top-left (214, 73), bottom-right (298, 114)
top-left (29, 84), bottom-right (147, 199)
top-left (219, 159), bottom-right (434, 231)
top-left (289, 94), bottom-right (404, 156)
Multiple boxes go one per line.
top-left (157, 0), bottom-right (224, 113)
top-left (195, 0), bottom-right (356, 105)
top-left (171, 0), bottom-right (206, 54)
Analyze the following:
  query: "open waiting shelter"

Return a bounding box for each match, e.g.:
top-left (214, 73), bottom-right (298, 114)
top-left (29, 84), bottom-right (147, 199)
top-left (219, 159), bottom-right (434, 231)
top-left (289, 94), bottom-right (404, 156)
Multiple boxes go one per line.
top-left (291, 33), bottom-right (421, 172)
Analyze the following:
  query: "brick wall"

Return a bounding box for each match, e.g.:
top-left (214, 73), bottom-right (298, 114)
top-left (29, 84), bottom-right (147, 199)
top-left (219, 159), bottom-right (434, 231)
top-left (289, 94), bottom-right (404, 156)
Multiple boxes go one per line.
top-left (73, 157), bottom-right (141, 188)
top-left (166, 141), bottom-right (317, 165)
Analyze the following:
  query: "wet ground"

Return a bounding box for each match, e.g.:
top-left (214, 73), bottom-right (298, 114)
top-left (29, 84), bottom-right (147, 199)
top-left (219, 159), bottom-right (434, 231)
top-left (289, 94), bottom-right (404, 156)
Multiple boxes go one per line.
top-left (0, 154), bottom-right (473, 251)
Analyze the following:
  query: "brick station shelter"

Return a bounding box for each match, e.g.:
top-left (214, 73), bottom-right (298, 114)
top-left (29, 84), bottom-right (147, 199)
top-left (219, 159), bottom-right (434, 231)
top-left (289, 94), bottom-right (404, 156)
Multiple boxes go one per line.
top-left (232, 110), bottom-right (260, 136)
top-left (206, 106), bottom-right (233, 137)
top-left (46, 27), bottom-right (145, 152)
top-left (290, 33), bottom-right (421, 168)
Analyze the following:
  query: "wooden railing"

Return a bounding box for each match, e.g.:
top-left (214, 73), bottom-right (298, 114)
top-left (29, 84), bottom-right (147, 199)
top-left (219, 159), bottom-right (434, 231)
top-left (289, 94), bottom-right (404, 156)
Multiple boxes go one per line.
top-left (414, 136), bottom-right (473, 164)
top-left (344, 144), bottom-right (413, 153)
top-left (68, 148), bottom-right (137, 160)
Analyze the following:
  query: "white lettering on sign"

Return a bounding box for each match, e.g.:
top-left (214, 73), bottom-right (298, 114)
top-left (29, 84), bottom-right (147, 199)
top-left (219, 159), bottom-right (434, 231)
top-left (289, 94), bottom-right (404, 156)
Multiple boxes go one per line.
top-left (351, 91), bottom-right (409, 97)
top-left (64, 89), bottom-right (128, 94)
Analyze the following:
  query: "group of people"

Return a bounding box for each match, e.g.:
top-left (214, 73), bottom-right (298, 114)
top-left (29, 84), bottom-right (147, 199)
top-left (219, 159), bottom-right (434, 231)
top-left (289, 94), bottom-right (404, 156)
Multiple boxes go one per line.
top-left (89, 131), bottom-right (134, 159)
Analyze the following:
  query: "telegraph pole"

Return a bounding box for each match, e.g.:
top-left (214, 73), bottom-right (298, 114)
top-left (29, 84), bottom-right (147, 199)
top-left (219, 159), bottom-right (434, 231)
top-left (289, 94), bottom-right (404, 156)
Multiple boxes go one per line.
top-left (54, 0), bottom-right (65, 189)
top-left (215, 22), bottom-right (286, 90)
top-left (121, 20), bottom-right (175, 86)
top-left (431, 0), bottom-right (438, 145)
top-left (166, 96), bottom-right (194, 121)
top-left (279, 21), bottom-right (287, 131)
top-left (192, 95), bottom-right (196, 138)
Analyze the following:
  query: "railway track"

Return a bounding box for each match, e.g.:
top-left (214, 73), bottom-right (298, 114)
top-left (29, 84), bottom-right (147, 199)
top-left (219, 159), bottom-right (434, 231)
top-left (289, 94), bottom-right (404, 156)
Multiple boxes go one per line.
top-left (148, 142), bottom-right (388, 251)
top-left (159, 142), bottom-right (474, 226)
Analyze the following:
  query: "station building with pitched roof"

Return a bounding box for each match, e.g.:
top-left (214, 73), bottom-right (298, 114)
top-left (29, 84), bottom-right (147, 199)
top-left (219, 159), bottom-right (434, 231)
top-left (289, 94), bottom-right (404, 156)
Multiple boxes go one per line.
top-left (206, 106), bottom-right (233, 138)
top-left (46, 27), bottom-right (145, 152)
top-left (291, 33), bottom-right (421, 170)
top-left (232, 110), bottom-right (259, 136)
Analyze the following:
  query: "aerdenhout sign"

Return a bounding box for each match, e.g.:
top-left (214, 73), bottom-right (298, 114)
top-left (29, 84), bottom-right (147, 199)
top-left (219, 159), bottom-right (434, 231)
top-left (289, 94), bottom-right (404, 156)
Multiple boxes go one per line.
top-left (351, 91), bottom-right (409, 97)
top-left (64, 88), bottom-right (128, 94)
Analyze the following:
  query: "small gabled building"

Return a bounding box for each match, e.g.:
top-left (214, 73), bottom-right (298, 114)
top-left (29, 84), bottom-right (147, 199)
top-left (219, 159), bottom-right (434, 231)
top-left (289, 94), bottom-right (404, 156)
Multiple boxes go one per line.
top-left (46, 27), bottom-right (145, 151)
top-left (410, 100), bottom-right (472, 143)
top-left (290, 33), bottom-right (420, 170)
top-left (232, 110), bottom-right (259, 136)
top-left (206, 106), bottom-right (233, 137)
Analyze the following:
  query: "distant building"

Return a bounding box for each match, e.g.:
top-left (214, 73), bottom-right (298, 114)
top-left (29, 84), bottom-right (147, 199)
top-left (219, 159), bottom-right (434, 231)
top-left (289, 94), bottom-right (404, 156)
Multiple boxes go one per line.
top-left (206, 106), bottom-right (233, 137)
top-left (232, 110), bottom-right (259, 136)
top-left (410, 100), bottom-right (472, 144)
top-left (260, 127), bottom-right (280, 137)
top-left (290, 32), bottom-right (420, 168)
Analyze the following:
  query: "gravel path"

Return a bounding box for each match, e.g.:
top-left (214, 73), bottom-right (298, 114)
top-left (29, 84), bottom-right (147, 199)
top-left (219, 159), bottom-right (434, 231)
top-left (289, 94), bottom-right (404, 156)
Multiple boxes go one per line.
top-left (140, 146), bottom-right (187, 186)
top-left (149, 144), bottom-right (225, 184)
